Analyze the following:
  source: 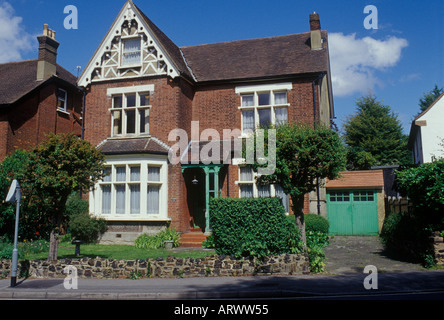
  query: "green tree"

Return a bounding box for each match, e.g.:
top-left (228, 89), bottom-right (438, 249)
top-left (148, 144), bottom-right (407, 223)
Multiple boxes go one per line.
top-left (246, 123), bottom-right (346, 245)
top-left (419, 84), bottom-right (443, 113)
top-left (345, 146), bottom-right (377, 170)
top-left (396, 159), bottom-right (444, 215)
top-left (24, 133), bottom-right (105, 260)
top-left (0, 150), bottom-right (51, 240)
top-left (343, 95), bottom-right (411, 167)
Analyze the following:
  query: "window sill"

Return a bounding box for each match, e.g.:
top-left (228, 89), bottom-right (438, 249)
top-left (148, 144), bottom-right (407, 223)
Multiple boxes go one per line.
top-left (57, 108), bottom-right (70, 116)
top-left (108, 135), bottom-right (151, 140)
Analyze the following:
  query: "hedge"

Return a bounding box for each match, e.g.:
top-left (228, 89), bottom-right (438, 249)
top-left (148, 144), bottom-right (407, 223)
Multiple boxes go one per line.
top-left (209, 197), bottom-right (302, 258)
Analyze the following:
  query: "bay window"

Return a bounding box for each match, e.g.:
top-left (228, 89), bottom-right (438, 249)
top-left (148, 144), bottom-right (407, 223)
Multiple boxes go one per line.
top-left (92, 158), bottom-right (168, 220)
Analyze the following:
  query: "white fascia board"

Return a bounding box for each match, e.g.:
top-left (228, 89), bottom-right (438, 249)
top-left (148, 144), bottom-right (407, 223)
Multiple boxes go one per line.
top-left (78, 1), bottom-right (180, 87)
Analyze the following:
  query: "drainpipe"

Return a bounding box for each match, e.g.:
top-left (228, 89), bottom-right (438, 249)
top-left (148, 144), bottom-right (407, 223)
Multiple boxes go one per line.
top-left (81, 88), bottom-right (86, 140)
top-left (312, 72), bottom-right (325, 215)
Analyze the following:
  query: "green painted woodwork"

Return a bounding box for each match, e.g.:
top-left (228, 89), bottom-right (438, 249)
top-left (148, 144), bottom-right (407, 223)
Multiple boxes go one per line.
top-left (182, 164), bottom-right (223, 233)
top-left (327, 190), bottom-right (379, 235)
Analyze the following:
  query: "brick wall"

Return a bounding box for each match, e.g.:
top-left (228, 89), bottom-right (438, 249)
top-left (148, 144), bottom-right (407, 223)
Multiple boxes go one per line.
top-left (0, 83), bottom-right (82, 162)
top-left (84, 76), bottom-right (319, 233)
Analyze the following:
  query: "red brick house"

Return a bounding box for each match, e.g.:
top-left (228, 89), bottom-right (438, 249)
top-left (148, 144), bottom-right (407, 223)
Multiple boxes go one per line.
top-left (78, 0), bottom-right (335, 243)
top-left (0, 25), bottom-right (83, 161)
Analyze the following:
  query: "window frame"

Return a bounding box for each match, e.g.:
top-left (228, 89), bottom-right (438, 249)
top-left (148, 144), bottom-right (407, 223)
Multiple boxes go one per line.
top-left (57, 88), bottom-right (68, 112)
top-left (237, 87), bottom-right (291, 135)
top-left (107, 85), bottom-right (154, 138)
top-left (92, 156), bottom-right (168, 221)
top-left (237, 165), bottom-right (290, 213)
top-left (120, 36), bottom-right (142, 67)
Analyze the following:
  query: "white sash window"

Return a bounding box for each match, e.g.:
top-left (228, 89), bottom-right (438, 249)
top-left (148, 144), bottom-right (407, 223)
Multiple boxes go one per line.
top-left (122, 38), bottom-right (141, 66)
top-left (92, 157), bottom-right (168, 221)
top-left (237, 166), bottom-right (290, 213)
top-left (236, 83), bottom-right (291, 135)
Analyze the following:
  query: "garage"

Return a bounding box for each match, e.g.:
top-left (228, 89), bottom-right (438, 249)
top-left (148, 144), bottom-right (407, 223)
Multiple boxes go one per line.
top-left (326, 170), bottom-right (385, 236)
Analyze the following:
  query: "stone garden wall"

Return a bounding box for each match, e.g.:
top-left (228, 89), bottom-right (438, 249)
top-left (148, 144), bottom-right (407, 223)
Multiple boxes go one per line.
top-left (432, 232), bottom-right (444, 266)
top-left (0, 253), bottom-right (309, 279)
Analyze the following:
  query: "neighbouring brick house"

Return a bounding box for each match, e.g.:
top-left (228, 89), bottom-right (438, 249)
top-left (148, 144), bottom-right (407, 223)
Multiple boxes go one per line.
top-left (78, 0), bottom-right (335, 244)
top-left (0, 25), bottom-right (83, 161)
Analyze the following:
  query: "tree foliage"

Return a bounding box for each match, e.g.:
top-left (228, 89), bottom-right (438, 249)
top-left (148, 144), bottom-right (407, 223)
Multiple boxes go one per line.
top-left (343, 95), bottom-right (411, 167)
top-left (246, 123), bottom-right (346, 244)
top-left (418, 84), bottom-right (443, 113)
top-left (0, 133), bottom-right (105, 259)
top-left (395, 159), bottom-right (444, 215)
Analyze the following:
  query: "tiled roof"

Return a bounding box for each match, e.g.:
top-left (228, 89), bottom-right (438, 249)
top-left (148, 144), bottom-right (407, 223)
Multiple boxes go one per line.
top-left (183, 140), bottom-right (238, 164)
top-left (134, 1), bottom-right (330, 83)
top-left (0, 59), bottom-right (78, 105)
top-left (98, 137), bottom-right (170, 155)
top-left (326, 170), bottom-right (384, 189)
top-left (133, 3), bottom-right (195, 81)
top-left (180, 31), bottom-right (329, 82)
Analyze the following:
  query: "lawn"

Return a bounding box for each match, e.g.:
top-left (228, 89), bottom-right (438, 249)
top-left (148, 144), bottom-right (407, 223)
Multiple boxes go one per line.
top-left (2, 240), bottom-right (214, 261)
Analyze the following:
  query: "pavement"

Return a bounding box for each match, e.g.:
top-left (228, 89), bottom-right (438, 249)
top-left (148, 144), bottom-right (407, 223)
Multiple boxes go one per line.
top-left (0, 236), bottom-right (443, 301)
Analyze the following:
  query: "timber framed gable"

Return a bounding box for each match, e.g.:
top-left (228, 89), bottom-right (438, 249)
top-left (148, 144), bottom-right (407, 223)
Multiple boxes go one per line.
top-left (78, 1), bottom-right (181, 87)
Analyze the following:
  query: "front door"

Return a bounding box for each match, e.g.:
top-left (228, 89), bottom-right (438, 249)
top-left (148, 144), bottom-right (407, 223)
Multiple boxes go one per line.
top-left (185, 168), bottom-right (206, 230)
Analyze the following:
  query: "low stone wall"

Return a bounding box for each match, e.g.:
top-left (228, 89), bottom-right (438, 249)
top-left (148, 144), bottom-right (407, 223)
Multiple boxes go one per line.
top-left (432, 232), bottom-right (444, 266)
top-left (0, 253), bottom-right (309, 279)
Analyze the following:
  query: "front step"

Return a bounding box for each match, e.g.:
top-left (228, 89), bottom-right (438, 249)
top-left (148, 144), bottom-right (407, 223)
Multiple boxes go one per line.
top-left (179, 232), bottom-right (209, 247)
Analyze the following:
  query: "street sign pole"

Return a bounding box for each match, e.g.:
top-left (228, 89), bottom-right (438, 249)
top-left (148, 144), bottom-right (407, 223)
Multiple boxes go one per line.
top-left (6, 180), bottom-right (21, 287)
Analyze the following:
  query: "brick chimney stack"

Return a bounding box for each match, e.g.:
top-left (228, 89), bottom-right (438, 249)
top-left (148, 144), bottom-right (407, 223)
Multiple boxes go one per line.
top-left (36, 24), bottom-right (60, 80)
top-left (309, 12), bottom-right (322, 50)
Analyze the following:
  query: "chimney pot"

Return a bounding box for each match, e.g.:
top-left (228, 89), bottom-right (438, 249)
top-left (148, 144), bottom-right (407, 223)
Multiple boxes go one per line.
top-left (310, 12), bottom-right (321, 31)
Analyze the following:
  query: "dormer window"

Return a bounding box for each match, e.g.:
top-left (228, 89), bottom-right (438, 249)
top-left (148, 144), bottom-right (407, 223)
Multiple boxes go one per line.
top-left (121, 38), bottom-right (141, 66)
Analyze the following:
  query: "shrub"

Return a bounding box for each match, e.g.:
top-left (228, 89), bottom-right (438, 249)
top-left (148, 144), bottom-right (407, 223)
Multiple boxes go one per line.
top-left (209, 197), bottom-right (302, 258)
top-left (287, 214), bottom-right (330, 273)
top-left (202, 234), bottom-right (214, 248)
top-left (134, 228), bottom-right (180, 249)
top-left (380, 211), bottom-right (435, 267)
top-left (65, 192), bottom-right (89, 217)
top-left (305, 213), bottom-right (330, 234)
top-left (69, 213), bottom-right (108, 243)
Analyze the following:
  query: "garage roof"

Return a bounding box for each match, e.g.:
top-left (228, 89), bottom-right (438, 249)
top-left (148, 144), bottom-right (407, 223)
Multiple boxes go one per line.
top-left (326, 170), bottom-right (384, 189)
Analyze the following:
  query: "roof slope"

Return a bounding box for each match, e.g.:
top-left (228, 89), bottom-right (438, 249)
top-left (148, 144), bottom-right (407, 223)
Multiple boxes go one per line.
top-left (0, 59), bottom-right (78, 105)
top-left (133, 3), bottom-right (194, 80)
top-left (98, 137), bottom-right (169, 155)
top-left (180, 31), bottom-right (329, 82)
top-left (326, 170), bottom-right (384, 189)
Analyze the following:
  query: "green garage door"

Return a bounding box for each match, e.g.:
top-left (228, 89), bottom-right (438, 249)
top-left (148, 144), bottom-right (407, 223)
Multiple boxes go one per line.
top-left (327, 190), bottom-right (379, 235)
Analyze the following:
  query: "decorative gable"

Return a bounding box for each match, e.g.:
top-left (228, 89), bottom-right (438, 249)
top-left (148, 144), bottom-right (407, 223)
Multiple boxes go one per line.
top-left (78, 1), bottom-right (180, 87)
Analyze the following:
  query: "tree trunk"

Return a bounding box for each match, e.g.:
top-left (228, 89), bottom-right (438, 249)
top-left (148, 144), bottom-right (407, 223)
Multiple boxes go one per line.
top-left (292, 194), bottom-right (306, 250)
top-left (48, 229), bottom-right (59, 261)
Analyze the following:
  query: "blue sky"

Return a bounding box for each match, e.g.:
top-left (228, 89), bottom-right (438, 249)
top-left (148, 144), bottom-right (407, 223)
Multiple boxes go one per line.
top-left (1, 0), bottom-right (443, 134)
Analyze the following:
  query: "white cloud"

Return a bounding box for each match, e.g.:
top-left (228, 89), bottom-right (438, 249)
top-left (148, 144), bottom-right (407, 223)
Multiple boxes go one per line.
top-left (0, 2), bottom-right (34, 63)
top-left (329, 32), bottom-right (408, 97)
